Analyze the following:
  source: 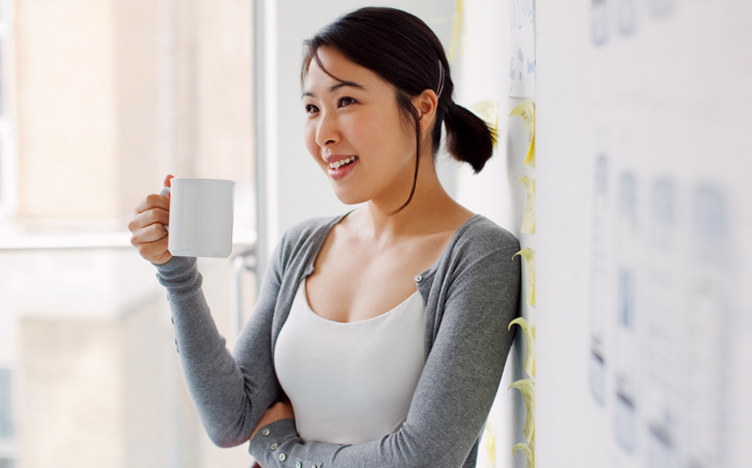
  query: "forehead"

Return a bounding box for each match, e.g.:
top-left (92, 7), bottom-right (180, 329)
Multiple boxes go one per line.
top-left (303, 46), bottom-right (385, 94)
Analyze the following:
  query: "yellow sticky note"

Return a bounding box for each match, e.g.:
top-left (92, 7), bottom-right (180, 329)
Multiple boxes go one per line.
top-left (517, 175), bottom-right (536, 234)
top-left (508, 317), bottom-right (536, 378)
top-left (509, 379), bottom-right (535, 443)
top-left (526, 134), bottom-right (536, 166)
top-left (470, 99), bottom-right (499, 146)
top-left (514, 248), bottom-right (536, 307)
top-left (512, 442), bottom-right (534, 468)
top-left (448, 0), bottom-right (464, 63)
top-left (484, 422), bottom-right (496, 467)
top-left (509, 99), bottom-right (536, 166)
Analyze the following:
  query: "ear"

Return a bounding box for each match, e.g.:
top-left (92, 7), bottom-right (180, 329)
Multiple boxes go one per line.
top-left (413, 89), bottom-right (438, 134)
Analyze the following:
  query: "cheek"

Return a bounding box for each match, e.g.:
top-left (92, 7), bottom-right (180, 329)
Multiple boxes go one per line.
top-left (379, 120), bottom-right (417, 162)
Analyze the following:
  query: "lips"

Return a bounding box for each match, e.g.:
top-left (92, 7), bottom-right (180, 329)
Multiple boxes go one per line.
top-left (325, 155), bottom-right (359, 180)
top-left (328, 155), bottom-right (357, 169)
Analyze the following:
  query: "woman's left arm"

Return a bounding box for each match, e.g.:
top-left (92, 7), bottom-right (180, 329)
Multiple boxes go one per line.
top-left (250, 247), bottom-right (521, 468)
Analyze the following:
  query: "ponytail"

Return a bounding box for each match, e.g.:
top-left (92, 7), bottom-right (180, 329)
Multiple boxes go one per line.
top-left (442, 103), bottom-right (496, 174)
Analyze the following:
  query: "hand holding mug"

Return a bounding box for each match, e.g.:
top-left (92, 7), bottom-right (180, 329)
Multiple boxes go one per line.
top-left (129, 174), bottom-right (174, 265)
top-left (129, 175), bottom-right (235, 264)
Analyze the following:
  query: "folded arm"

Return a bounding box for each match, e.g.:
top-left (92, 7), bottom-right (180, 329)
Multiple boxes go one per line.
top-left (157, 252), bottom-right (285, 447)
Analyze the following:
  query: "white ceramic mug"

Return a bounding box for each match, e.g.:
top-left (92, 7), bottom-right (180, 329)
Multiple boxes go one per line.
top-left (162, 178), bottom-right (235, 258)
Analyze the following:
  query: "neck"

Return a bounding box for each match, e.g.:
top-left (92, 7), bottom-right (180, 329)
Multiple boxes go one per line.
top-left (354, 157), bottom-right (465, 243)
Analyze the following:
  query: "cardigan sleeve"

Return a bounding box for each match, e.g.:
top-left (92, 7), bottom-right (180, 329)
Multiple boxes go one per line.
top-left (155, 243), bottom-right (286, 448)
top-left (249, 246), bottom-right (522, 468)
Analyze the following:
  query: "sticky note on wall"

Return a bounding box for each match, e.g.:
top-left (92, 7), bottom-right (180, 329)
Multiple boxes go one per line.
top-left (509, 317), bottom-right (536, 378)
top-left (518, 175), bottom-right (536, 234)
top-left (509, 99), bottom-right (536, 166)
top-left (484, 422), bottom-right (497, 467)
top-left (513, 442), bottom-right (534, 468)
top-left (525, 135), bottom-right (535, 166)
top-left (448, 0), bottom-right (464, 62)
top-left (509, 378), bottom-right (536, 443)
top-left (470, 99), bottom-right (499, 145)
top-left (514, 247), bottom-right (536, 307)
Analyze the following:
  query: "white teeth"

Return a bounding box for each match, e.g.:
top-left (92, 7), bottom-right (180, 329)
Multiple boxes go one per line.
top-left (329, 156), bottom-right (356, 169)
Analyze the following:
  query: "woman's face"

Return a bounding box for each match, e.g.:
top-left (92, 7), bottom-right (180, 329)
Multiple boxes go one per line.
top-left (302, 46), bottom-right (417, 207)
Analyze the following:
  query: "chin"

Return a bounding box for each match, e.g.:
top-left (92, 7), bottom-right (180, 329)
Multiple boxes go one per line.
top-left (331, 187), bottom-right (369, 206)
top-left (334, 194), bottom-right (368, 206)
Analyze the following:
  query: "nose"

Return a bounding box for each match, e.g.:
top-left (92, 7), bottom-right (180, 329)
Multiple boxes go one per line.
top-left (315, 111), bottom-right (340, 148)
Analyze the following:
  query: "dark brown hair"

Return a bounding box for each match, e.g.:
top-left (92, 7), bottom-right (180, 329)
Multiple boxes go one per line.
top-left (302, 7), bottom-right (495, 210)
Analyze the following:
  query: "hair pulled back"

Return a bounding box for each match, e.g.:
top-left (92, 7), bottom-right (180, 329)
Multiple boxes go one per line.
top-left (302, 7), bottom-right (495, 175)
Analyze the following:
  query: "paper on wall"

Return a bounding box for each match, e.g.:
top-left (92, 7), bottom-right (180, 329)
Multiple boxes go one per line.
top-left (448, 0), bottom-right (464, 63)
top-left (508, 0), bottom-right (536, 96)
top-left (514, 247), bottom-right (536, 306)
top-left (483, 422), bottom-right (497, 467)
top-left (509, 100), bottom-right (536, 166)
top-left (518, 175), bottom-right (536, 234)
top-left (509, 317), bottom-right (536, 378)
top-left (513, 442), bottom-right (534, 468)
top-left (470, 99), bottom-right (499, 145)
top-left (509, 378), bottom-right (536, 442)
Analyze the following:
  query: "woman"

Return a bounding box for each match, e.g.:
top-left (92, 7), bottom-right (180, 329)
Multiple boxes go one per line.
top-left (129, 7), bottom-right (520, 468)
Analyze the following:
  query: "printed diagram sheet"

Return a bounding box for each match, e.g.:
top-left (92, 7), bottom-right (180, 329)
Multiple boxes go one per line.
top-left (584, 4), bottom-right (751, 465)
top-left (508, 0), bottom-right (536, 97)
top-left (586, 109), bottom-right (744, 468)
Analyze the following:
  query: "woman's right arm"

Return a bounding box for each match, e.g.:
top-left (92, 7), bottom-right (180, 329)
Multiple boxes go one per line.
top-left (155, 254), bottom-right (283, 447)
top-left (127, 176), bottom-right (283, 447)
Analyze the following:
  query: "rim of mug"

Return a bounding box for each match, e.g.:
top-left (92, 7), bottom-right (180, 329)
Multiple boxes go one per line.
top-left (170, 177), bottom-right (235, 183)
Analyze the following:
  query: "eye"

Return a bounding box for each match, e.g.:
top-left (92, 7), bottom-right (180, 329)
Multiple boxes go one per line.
top-left (305, 104), bottom-right (319, 114)
top-left (338, 96), bottom-right (356, 108)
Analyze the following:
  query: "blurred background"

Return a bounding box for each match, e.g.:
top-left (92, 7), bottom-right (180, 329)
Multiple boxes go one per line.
top-left (0, 0), bottom-right (256, 466)
top-left (1, 0), bottom-right (751, 468)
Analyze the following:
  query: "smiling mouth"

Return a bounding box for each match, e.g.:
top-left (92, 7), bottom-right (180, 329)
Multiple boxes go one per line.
top-left (328, 156), bottom-right (358, 169)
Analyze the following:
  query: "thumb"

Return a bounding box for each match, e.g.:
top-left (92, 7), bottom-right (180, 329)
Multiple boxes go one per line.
top-left (160, 174), bottom-right (175, 198)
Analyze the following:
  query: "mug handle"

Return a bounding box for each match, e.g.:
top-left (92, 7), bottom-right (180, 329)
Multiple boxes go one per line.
top-left (160, 186), bottom-right (171, 232)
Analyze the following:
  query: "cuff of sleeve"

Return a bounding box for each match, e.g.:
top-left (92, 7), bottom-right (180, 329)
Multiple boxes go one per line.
top-left (154, 256), bottom-right (203, 303)
top-left (155, 255), bottom-right (197, 281)
top-left (250, 419), bottom-right (321, 468)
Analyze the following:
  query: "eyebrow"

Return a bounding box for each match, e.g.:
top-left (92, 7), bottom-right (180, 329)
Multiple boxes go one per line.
top-left (301, 80), bottom-right (366, 99)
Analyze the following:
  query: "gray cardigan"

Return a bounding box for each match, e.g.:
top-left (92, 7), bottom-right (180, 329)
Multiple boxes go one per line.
top-left (157, 213), bottom-right (521, 468)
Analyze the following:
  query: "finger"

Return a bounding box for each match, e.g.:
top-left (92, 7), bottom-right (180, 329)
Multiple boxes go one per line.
top-left (135, 236), bottom-right (172, 265)
top-left (131, 221), bottom-right (169, 244)
top-left (134, 193), bottom-right (170, 214)
top-left (128, 207), bottom-right (169, 233)
top-left (164, 174), bottom-right (174, 188)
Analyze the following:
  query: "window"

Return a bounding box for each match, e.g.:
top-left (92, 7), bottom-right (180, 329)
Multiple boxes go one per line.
top-left (0, 1), bottom-right (256, 466)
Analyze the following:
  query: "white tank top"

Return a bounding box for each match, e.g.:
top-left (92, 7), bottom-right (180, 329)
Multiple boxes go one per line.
top-left (274, 279), bottom-right (427, 444)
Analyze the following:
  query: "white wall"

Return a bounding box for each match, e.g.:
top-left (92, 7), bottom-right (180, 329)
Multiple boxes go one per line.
top-left (534, 1), bottom-right (752, 468)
